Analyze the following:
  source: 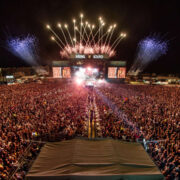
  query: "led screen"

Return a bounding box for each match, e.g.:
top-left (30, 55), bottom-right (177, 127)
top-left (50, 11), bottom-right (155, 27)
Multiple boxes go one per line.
top-left (62, 67), bottom-right (71, 78)
top-left (53, 67), bottom-right (71, 78)
top-left (53, 67), bottom-right (61, 78)
top-left (108, 67), bottom-right (117, 78)
top-left (108, 67), bottom-right (126, 78)
top-left (117, 67), bottom-right (126, 78)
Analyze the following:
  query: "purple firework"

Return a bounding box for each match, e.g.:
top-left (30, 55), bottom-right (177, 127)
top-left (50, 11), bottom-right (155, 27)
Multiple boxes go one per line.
top-left (129, 35), bottom-right (168, 75)
top-left (6, 35), bottom-right (39, 65)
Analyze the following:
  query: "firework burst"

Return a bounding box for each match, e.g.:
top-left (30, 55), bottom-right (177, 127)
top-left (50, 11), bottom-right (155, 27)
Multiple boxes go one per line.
top-left (6, 35), bottom-right (39, 65)
top-left (129, 35), bottom-right (168, 75)
top-left (46, 13), bottom-right (127, 58)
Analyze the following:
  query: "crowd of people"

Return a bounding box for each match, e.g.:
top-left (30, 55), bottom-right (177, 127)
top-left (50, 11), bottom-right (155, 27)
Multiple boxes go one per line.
top-left (0, 80), bottom-right (88, 179)
top-left (96, 84), bottom-right (180, 179)
top-left (0, 80), bottom-right (179, 179)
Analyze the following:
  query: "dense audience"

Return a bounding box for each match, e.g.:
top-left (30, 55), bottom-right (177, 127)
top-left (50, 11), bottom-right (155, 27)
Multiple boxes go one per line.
top-left (0, 80), bottom-right (88, 179)
top-left (0, 81), bottom-right (179, 179)
top-left (96, 84), bottom-right (180, 179)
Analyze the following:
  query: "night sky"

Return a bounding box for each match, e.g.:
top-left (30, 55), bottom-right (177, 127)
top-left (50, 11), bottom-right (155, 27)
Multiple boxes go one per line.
top-left (0, 0), bottom-right (179, 74)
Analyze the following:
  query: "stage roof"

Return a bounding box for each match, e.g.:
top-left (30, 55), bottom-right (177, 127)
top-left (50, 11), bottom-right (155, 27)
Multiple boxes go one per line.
top-left (52, 60), bottom-right (126, 67)
top-left (108, 61), bottom-right (126, 67)
top-left (26, 139), bottom-right (163, 180)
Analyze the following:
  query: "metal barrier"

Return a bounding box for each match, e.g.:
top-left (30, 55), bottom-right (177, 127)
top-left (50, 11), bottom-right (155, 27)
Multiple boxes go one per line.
top-left (9, 141), bottom-right (45, 180)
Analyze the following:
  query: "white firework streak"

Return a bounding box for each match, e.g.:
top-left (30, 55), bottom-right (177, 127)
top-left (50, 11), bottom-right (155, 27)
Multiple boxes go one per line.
top-left (46, 14), bottom-right (127, 58)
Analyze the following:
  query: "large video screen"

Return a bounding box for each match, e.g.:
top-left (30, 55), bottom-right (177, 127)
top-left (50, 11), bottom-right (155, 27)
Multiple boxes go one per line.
top-left (108, 67), bottom-right (126, 78)
top-left (53, 67), bottom-right (71, 78)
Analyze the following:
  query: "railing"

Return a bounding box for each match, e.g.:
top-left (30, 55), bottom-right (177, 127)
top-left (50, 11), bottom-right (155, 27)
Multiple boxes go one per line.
top-left (8, 141), bottom-right (45, 180)
top-left (8, 141), bottom-right (33, 180)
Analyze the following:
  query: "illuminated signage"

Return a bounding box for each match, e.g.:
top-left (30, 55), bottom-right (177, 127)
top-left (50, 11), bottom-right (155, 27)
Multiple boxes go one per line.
top-left (93, 55), bottom-right (104, 59)
top-left (75, 54), bottom-right (85, 59)
top-left (6, 75), bottom-right (14, 79)
top-left (72, 54), bottom-right (107, 59)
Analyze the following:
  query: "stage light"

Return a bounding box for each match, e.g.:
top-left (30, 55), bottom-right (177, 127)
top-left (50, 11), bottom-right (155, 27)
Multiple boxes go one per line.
top-left (76, 78), bottom-right (83, 85)
top-left (75, 69), bottom-right (86, 79)
top-left (75, 71), bottom-right (81, 77)
top-left (87, 67), bottom-right (92, 71)
top-left (79, 67), bottom-right (85, 73)
top-left (98, 79), bottom-right (104, 84)
top-left (93, 68), bottom-right (98, 73)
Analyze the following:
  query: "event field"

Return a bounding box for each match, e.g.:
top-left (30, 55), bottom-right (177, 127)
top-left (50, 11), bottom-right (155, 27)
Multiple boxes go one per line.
top-left (0, 81), bottom-right (179, 179)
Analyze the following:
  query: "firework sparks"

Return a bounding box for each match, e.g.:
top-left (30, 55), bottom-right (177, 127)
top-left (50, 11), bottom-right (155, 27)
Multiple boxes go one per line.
top-left (6, 35), bottom-right (39, 65)
top-left (129, 35), bottom-right (168, 75)
top-left (46, 13), bottom-right (127, 58)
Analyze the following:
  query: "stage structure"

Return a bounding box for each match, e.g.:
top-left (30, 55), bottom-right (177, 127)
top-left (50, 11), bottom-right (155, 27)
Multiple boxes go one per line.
top-left (46, 13), bottom-right (127, 81)
top-left (27, 139), bottom-right (163, 180)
